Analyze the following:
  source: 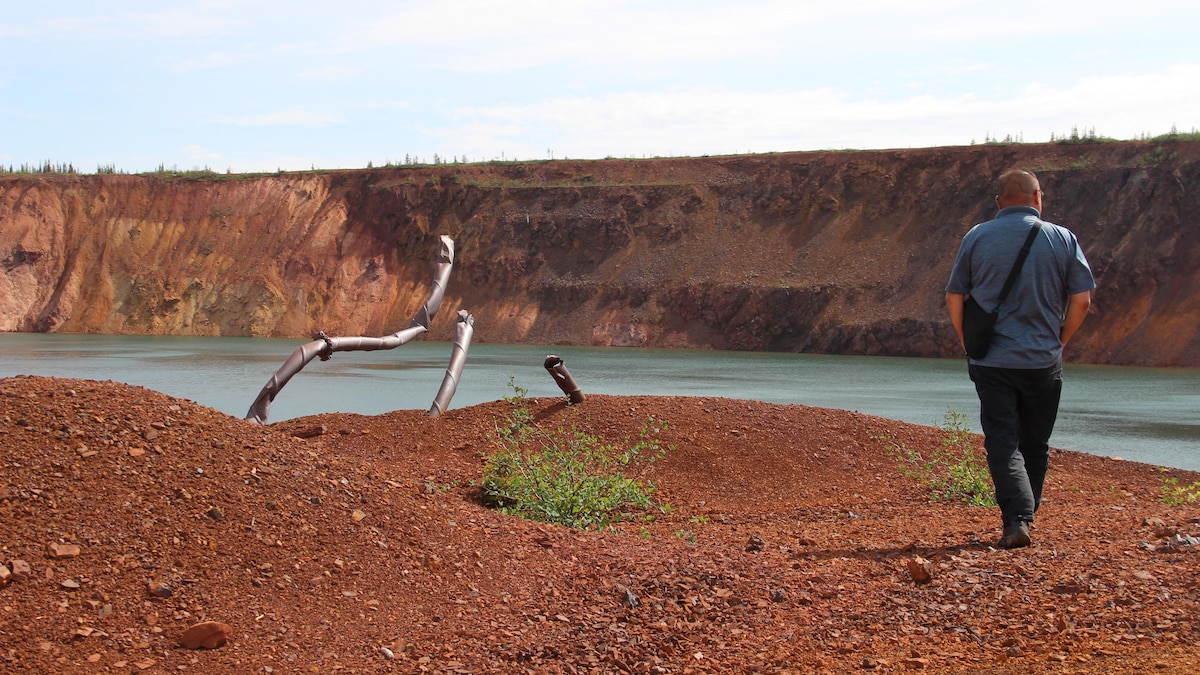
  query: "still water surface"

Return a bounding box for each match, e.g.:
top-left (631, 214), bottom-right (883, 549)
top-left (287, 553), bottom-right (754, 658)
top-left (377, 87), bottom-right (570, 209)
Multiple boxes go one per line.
top-left (1, 333), bottom-right (1197, 471)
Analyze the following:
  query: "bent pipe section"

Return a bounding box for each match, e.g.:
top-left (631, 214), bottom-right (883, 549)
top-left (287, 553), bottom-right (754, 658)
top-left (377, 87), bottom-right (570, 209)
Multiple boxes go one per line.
top-left (410, 235), bottom-right (454, 331)
top-left (429, 310), bottom-right (475, 417)
top-left (544, 355), bottom-right (584, 404)
top-left (245, 235), bottom-right (455, 424)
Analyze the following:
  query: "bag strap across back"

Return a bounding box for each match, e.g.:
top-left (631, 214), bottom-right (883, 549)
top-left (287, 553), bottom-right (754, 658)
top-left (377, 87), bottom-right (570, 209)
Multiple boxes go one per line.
top-left (995, 221), bottom-right (1044, 308)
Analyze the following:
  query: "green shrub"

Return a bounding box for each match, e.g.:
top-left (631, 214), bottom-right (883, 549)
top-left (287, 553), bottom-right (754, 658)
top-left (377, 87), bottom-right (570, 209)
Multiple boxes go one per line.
top-left (1147, 126), bottom-right (1200, 142)
top-left (478, 380), bottom-right (671, 530)
top-left (1142, 144), bottom-right (1177, 166)
top-left (1160, 476), bottom-right (1200, 505)
top-left (886, 410), bottom-right (996, 507)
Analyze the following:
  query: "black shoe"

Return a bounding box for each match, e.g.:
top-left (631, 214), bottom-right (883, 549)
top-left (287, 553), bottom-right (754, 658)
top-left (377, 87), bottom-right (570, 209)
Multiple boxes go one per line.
top-left (997, 522), bottom-right (1031, 549)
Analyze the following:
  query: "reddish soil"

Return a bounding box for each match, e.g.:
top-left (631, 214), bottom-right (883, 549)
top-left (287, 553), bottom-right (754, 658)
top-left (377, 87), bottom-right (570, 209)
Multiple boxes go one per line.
top-left (2, 375), bottom-right (1199, 674)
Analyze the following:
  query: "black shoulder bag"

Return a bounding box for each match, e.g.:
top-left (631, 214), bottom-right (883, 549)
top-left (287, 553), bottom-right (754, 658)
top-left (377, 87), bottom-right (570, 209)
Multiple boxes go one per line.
top-left (962, 221), bottom-right (1043, 359)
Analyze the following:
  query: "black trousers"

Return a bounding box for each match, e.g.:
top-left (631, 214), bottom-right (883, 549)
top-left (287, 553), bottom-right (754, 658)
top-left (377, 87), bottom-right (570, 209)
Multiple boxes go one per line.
top-left (968, 362), bottom-right (1063, 527)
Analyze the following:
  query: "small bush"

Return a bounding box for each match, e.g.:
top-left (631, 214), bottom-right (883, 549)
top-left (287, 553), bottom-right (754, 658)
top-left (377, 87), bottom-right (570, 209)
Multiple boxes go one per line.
top-left (478, 380), bottom-right (671, 530)
top-left (1142, 144), bottom-right (1177, 167)
top-left (887, 410), bottom-right (996, 507)
top-left (1147, 126), bottom-right (1200, 142)
top-left (1160, 476), bottom-right (1200, 505)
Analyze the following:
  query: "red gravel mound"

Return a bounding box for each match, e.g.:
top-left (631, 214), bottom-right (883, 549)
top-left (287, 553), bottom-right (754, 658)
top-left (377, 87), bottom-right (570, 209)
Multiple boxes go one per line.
top-left (2, 375), bottom-right (1199, 673)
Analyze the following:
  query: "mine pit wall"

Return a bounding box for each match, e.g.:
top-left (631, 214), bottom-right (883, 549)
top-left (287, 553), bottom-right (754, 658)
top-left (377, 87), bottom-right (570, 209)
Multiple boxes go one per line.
top-left (2, 141), bottom-right (1198, 367)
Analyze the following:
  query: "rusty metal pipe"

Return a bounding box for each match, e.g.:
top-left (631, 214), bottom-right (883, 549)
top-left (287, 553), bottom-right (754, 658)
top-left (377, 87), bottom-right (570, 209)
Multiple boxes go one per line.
top-left (543, 354), bottom-right (584, 404)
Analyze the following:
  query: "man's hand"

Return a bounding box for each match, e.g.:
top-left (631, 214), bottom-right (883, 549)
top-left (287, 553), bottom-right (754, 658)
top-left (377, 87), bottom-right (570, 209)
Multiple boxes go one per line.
top-left (1061, 290), bottom-right (1091, 346)
top-left (945, 292), bottom-right (966, 351)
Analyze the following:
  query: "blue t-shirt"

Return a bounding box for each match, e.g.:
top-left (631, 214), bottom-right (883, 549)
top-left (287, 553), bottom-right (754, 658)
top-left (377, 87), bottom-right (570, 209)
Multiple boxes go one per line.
top-left (946, 206), bottom-right (1096, 368)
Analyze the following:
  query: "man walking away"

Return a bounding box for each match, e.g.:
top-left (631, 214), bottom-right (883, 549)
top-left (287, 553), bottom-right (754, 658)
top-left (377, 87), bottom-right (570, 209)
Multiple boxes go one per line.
top-left (945, 169), bottom-right (1095, 549)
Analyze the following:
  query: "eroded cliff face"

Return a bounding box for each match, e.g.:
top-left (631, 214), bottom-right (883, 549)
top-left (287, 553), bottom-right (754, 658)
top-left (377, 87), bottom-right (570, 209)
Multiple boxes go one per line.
top-left (2, 141), bottom-right (1198, 366)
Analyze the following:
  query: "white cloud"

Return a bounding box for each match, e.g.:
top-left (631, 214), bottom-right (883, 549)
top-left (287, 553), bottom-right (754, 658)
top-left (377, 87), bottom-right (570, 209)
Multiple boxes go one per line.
top-left (1025, 64), bottom-right (1200, 136)
top-left (181, 144), bottom-right (225, 165)
top-left (2, 4), bottom-right (241, 42)
top-left (212, 108), bottom-right (342, 127)
top-left (440, 62), bottom-right (1200, 158)
top-left (124, 4), bottom-right (243, 39)
top-left (4, 1), bottom-right (1198, 172)
top-left (175, 50), bottom-right (267, 72)
top-left (301, 66), bottom-right (360, 80)
top-left (342, 0), bottom-right (828, 72)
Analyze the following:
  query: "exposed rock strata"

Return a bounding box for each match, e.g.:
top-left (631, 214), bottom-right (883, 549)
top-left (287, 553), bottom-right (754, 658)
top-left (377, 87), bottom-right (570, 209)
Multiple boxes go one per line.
top-left (2, 141), bottom-right (1198, 366)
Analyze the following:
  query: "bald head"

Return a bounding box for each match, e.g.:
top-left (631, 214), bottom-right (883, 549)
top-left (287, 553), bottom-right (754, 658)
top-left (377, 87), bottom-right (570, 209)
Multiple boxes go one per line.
top-left (996, 169), bottom-right (1042, 209)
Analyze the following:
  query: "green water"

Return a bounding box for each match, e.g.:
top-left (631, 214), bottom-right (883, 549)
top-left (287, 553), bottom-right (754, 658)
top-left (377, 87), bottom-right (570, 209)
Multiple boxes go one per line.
top-left (1, 333), bottom-right (1197, 471)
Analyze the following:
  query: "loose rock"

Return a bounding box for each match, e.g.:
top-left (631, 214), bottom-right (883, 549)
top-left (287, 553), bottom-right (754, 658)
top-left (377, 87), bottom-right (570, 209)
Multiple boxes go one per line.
top-left (293, 425), bottom-right (327, 439)
top-left (905, 556), bottom-right (933, 585)
top-left (47, 543), bottom-right (82, 558)
top-left (180, 621), bottom-right (234, 649)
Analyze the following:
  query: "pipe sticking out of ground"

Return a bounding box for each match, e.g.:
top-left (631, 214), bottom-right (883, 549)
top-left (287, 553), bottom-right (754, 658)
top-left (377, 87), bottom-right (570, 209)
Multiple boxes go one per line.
top-left (544, 355), bottom-right (584, 404)
top-left (429, 310), bottom-right (475, 417)
top-left (245, 235), bottom-right (455, 424)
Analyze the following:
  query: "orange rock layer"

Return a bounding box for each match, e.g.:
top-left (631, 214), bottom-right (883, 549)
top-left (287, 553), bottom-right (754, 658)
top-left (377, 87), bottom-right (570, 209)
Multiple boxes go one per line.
top-left (3, 141), bottom-right (1198, 366)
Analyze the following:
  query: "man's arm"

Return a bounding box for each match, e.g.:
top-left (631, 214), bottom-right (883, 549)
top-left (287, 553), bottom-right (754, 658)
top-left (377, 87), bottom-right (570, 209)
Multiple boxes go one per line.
top-left (945, 292), bottom-right (966, 351)
top-left (1060, 290), bottom-right (1092, 346)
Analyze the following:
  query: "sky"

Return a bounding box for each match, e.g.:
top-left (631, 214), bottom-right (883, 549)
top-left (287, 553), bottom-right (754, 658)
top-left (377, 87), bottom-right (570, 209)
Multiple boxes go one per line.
top-left (2, 0), bottom-right (1198, 174)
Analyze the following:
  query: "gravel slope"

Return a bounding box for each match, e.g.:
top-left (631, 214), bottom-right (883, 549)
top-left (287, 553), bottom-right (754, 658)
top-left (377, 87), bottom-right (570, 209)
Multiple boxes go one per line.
top-left (2, 375), bottom-right (1199, 673)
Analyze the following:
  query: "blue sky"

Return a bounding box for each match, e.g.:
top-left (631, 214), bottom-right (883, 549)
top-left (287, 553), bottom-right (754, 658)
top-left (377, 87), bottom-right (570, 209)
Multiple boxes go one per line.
top-left (2, 1), bottom-right (1198, 173)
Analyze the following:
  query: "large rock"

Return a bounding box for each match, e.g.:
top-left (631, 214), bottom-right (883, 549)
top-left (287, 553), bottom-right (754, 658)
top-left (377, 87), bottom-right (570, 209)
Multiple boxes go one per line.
top-left (179, 621), bottom-right (234, 649)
